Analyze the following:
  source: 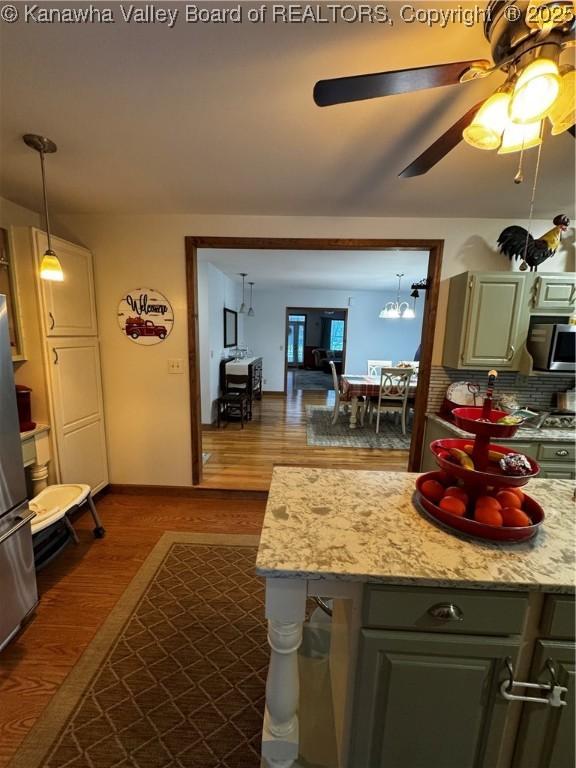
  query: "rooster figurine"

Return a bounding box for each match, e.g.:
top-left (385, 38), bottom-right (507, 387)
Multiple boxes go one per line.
top-left (498, 215), bottom-right (570, 272)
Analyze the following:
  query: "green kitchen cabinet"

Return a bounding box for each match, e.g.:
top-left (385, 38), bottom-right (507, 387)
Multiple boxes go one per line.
top-left (512, 640), bottom-right (575, 768)
top-left (531, 274), bottom-right (576, 313)
top-left (443, 272), bottom-right (529, 370)
top-left (349, 629), bottom-right (519, 768)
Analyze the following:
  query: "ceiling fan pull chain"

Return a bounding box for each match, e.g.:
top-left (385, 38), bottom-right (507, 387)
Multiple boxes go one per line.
top-left (520, 123), bottom-right (545, 271)
top-left (514, 145), bottom-right (525, 185)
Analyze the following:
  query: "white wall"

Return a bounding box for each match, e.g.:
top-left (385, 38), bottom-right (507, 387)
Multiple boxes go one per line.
top-left (198, 261), bottom-right (244, 423)
top-left (0, 197), bottom-right (41, 230)
top-left (53, 212), bottom-right (574, 486)
top-left (245, 288), bottom-right (424, 391)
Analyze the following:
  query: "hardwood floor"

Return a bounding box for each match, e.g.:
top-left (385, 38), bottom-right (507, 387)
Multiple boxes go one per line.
top-left (0, 493), bottom-right (266, 768)
top-left (201, 385), bottom-right (409, 490)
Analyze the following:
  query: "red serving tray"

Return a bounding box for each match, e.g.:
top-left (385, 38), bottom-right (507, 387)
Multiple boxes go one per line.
top-left (415, 472), bottom-right (544, 543)
top-left (430, 438), bottom-right (540, 490)
top-left (452, 407), bottom-right (521, 438)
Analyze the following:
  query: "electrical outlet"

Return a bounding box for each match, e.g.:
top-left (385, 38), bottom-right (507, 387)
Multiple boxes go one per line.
top-left (167, 358), bottom-right (185, 374)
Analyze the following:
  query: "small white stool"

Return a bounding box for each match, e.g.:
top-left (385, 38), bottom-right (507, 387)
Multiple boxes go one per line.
top-left (29, 483), bottom-right (106, 542)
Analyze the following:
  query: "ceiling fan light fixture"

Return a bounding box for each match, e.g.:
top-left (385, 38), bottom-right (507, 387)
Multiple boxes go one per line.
top-left (463, 91), bottom-right (511, 150)
top-left (547, 66), bottom-right (576, 135)
top-left (510, 58), bottom-right (561, 124)
top-left (497, 120), bottom-right (542, 154)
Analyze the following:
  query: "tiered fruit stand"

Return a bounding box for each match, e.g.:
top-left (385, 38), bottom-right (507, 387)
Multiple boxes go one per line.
top-left (415, 406), bottom-right (544, 543)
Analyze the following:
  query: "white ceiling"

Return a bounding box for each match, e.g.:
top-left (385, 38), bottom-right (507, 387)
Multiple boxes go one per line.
top-left (200, 248), bottom-right (430, 291)
top-left (0, 2), bottom-right (574, 218)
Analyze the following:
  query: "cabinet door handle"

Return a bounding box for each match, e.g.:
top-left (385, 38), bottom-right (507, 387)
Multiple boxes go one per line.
top-left (556, 449), bottom-right (569, 457)
top-left (507, 344), bottom-right (515, 361)
top-left (427, 603), bottom-right (463, 622)
top-left (53, 349), bottom-right (59, 365)
top-left (48, 311), bottom-right (55, 330)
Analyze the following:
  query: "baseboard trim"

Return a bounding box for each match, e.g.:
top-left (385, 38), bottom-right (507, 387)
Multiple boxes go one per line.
top-left (263, 391), bottom-right (286, 397)
top-left (108, 483), bottom-right (268, 500)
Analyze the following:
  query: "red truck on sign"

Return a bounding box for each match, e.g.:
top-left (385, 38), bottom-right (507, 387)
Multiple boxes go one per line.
top-left (125, 317), bottom-right (167, 340)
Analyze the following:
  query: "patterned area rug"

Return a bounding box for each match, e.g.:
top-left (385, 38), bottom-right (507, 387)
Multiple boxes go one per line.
top-left (306, 405), bottom-right (411, 450)
top-left (9, 534), bottom-right (267, 768)
top-left (293, 370), bottom-right (334, 390)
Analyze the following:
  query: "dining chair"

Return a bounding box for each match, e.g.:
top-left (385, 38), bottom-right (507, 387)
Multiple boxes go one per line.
top-left (374, 367), bottom-right (413, 435)
top-left (367, 359), bottom-right (392, 376)
top-left (329, 361), bottom-right (366, 426)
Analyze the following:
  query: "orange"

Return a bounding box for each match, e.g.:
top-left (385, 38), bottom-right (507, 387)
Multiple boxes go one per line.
top-left (501, 507), bottom-right (532, 527)
top-left (496, 490), bottom-right (522, 509)
top-left (474, 506), bottom-right (503, 526)
top-left (508, 487), bottom-right (525, 504)
top-left (421, 479), bottom-right (445, 503)
top-left (439, 496), bottom-right (466, 517)
top-left (444, 486), bottom-right (469, 505)
top-left (475, 496), bottom-right (502, 512)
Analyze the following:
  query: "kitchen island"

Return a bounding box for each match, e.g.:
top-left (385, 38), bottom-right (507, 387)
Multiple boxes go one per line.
top-left (256, 467), bottom-right (575, 768)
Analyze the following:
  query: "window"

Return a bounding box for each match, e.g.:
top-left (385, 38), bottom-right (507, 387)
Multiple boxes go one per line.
top-left (329, 319), bottom-right (345, 352)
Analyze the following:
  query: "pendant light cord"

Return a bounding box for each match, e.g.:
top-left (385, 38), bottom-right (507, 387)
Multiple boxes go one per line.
top-left (39, 149), bottom-right (52, 252)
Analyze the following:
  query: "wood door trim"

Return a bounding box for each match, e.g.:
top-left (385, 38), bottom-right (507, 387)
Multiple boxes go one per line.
top-left (185, 236), bottom-right (444, 484)
top-left (185, 239), bottom-right (202, 485)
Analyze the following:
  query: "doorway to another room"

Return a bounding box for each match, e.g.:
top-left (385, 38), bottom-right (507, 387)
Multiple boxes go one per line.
top-left (285, 308), bottom-right (348, 394)
top-left (187, 238), bottom-right (443, 490)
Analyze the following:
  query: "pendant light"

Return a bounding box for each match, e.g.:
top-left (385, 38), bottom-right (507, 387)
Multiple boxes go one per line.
top-left (238, 273), bottom-right (247, 314)
top-left (379, 273), bottom-right (413, 319)
top-left (23, 134), bottom-right (64, 281)
top-left (247, 282), bottom-right (255, 317)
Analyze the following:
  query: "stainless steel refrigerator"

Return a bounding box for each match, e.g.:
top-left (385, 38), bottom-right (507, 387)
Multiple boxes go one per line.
top-left (0, 294), bottom-right (37, 650)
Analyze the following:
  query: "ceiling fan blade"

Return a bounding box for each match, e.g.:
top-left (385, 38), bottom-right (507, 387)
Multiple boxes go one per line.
top-left (313, 60), bottom-right (491, 107)
top-left (399, 101), bottom-right (485, 178)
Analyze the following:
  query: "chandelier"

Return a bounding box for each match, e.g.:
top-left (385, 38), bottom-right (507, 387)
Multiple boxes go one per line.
top-left (379, 274), bottom-right (415, 319)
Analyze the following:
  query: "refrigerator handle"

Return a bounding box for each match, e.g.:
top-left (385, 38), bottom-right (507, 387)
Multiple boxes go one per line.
top-left (0, 511), bottom-right (36, 546)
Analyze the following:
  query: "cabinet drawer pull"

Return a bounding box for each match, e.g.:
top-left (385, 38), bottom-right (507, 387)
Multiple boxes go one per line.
top-left (501, 657), bottom-right (567, 708)
top-left (556, 449), bottom-right (569, 457)
top-left (427, 603), bottom-right (463, 622)
top-left (48, 311), bottom-right (55, 330)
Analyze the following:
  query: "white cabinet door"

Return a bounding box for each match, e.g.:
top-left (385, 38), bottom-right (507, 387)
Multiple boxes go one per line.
top-left (47, 338), bottom-right (109, 493)
top-left (34, 229), bottom-right (97, 336)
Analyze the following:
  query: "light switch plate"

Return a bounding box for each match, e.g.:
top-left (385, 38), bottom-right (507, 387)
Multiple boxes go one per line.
top-left (167, 358), bottom-right (185, 374)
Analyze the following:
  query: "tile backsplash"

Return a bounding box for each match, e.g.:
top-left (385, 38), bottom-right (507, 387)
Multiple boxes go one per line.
top-left (427, 365), bottom-right (574, 413)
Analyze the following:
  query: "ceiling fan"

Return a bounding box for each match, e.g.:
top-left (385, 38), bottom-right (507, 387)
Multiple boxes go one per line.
top-left (313, 1), bottom-right (576, 177)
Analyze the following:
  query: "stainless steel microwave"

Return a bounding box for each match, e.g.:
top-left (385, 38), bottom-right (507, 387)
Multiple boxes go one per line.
top-left (527, 324), bottom-right (575, 372)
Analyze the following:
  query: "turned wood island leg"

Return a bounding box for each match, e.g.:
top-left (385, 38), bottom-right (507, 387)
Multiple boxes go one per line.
top-left (262, 577), bottom-right (307, 768)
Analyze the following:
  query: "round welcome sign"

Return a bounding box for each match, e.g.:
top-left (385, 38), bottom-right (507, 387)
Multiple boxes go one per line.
top-left (118, 288), bottom-right (174, 345)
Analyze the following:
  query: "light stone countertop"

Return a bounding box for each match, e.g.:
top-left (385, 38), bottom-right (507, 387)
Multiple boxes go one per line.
top-left (256, 468), bottom-right (576, 593)
top-left (427, 413), bottom-right (575, 443)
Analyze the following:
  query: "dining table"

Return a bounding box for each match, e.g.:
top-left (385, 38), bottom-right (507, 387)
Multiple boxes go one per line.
top-left (340, 373), bottom-right (418, 429)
